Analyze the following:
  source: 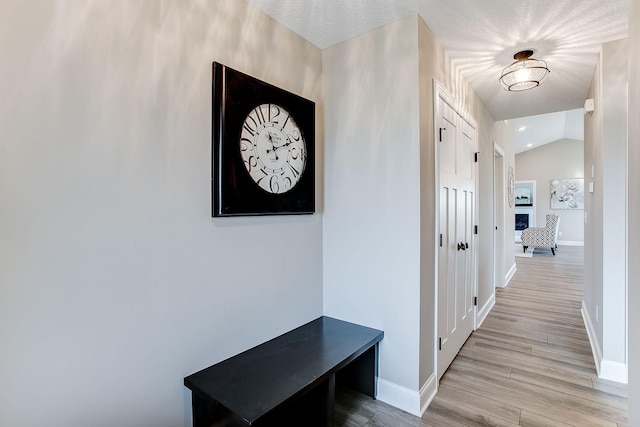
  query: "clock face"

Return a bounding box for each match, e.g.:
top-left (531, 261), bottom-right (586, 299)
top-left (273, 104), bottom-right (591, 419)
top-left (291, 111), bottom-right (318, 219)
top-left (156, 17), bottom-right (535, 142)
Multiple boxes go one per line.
top-left (240, 104), bottom-right (306, 194)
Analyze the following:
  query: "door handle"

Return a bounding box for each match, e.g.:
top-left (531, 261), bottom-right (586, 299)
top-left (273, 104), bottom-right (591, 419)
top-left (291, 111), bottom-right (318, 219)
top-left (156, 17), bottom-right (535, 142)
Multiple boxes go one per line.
top-left (457, 243), bottom-right (462, 251)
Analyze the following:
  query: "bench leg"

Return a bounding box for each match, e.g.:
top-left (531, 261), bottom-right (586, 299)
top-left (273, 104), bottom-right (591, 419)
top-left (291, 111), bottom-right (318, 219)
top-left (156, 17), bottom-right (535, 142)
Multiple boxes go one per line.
top-left (337, 343), bottom-right (379, 399)
top-left (191, 393), bottom-right (237, 427)
top-left (293, 373), bottom-right (335, 427)
top-left (320, 373), bottom-right (336, 427)
top-left (254, 374), bottom-right (335, 427)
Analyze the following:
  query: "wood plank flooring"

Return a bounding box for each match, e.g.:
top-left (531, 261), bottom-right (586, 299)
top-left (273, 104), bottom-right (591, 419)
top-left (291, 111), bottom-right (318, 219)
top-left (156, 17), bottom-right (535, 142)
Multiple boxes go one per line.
top-left (335, 246), bottom-right (628, 426)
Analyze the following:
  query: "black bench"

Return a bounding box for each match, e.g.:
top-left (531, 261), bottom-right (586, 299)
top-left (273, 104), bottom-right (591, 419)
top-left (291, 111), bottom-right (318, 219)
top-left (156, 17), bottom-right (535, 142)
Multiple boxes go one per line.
top-left (184, 316), bottom-right (384, 426)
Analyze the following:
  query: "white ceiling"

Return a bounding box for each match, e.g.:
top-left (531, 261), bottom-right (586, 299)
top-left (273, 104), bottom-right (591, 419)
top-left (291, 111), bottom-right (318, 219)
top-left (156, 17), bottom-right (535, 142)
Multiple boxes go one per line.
top-left (513, 108), bottom-right (584, 154)
top-left (245, 0), bottom-right (629, 121)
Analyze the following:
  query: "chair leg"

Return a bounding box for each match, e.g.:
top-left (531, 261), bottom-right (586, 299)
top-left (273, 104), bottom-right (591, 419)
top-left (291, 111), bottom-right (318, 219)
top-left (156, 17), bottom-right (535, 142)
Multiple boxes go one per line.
top-left (551, 247), bottom-right (556, 256)
top-left (523, 246), bottom-right (528, 253)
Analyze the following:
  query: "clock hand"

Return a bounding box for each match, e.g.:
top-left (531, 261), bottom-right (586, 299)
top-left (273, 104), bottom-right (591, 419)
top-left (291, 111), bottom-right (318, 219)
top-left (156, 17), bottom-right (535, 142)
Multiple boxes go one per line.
top-left (264, 132), bottom-right (279, 160)
top-left (269, 140), bottom-right (293, 152)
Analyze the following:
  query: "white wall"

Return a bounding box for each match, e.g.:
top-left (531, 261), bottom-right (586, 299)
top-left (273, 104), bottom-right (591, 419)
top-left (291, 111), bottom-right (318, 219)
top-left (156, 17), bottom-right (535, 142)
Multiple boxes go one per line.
top-left (584, 54), bottom-right (604, 359)
top-left (0, 1), bottom-right (323, 426)
top-left (583, 39), bottom-right (628, 383)
top-left (627, 0), bottom-right (640, 422)
top-left (418, 18), bottom-right (437, 395)
top-left (490, 125), bottom-right (517, 288)
top-left (323, 14), bottom-right (422, 406)
top-left (600, 39), bottom-right (628, 379)
top-left (515, 138), bottom-right (585, 243)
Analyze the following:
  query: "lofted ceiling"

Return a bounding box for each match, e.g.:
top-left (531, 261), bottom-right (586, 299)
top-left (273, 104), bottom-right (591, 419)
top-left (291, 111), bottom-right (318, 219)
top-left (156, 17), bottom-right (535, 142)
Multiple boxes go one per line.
top-left (513, 108), bottom-right (584, 154)
top-left (245, 0), bottom-right (629, 121)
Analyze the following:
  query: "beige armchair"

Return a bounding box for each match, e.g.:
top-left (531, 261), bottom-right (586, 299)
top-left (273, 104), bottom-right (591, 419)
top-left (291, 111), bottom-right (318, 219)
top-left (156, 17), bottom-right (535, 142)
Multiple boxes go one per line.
top-left (522, 214), bottom-right (561, 255)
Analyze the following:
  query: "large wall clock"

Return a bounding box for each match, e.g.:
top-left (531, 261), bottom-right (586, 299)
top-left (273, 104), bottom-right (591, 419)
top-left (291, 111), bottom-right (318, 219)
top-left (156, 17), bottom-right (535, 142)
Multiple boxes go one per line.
top-left (212, 62), bottom-right (315, 217)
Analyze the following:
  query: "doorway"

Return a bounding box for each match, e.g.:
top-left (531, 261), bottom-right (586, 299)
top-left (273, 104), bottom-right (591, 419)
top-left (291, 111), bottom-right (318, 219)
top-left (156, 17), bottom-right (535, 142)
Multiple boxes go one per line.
top-left (494, 143), bottom-right (505, 288)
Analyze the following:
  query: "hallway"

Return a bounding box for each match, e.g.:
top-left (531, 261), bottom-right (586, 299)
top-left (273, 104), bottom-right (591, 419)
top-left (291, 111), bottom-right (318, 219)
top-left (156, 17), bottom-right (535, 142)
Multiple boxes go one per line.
top-left (336, 246), bottom-right (628, 426)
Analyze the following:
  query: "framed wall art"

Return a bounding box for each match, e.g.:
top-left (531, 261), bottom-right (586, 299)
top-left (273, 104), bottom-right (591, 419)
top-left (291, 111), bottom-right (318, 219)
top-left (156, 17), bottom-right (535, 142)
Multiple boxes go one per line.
top-left (211, 62), bottom-right (315, 217)
top-left (550, 178), bottom-right (584, 209)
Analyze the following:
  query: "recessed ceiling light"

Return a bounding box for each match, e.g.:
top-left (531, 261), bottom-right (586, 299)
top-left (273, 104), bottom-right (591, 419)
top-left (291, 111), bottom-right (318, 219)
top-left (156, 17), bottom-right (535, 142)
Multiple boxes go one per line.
top-left (526, 143), bottom-right (533, 147)
top-left (518, 126), bottom-right (527, 131)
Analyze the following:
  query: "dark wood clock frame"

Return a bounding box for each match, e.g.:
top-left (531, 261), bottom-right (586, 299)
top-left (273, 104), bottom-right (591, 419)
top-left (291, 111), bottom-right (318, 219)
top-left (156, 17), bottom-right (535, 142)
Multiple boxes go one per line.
top-left (212, 62), bottom-right (315, 217)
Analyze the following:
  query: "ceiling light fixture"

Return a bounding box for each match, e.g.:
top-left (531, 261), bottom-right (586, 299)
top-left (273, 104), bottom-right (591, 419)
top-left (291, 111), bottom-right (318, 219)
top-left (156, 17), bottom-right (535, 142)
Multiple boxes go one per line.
top-left (500, 50), bottom-right (550, 92)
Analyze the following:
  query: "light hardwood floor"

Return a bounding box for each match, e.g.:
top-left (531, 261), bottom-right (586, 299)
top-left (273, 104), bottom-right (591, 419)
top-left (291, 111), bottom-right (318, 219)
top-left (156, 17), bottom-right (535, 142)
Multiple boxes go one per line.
top-left (336, 246), bottom-right (628, 427)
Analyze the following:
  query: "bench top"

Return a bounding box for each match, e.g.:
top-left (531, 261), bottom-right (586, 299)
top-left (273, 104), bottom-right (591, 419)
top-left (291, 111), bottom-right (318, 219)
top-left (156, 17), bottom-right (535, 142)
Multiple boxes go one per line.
top-left (184, 316), bottom-right (383, 425)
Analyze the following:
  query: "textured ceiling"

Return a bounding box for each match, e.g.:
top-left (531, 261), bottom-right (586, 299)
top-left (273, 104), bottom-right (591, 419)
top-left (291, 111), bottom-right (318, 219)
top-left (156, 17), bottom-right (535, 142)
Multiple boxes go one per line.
top-left (245, 0), bottom-right (629, 121)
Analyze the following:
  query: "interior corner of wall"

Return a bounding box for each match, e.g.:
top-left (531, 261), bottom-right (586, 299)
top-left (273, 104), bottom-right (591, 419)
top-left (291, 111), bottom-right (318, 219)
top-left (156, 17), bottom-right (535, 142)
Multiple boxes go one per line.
top-left (581, 300), bottom-right (603, 376)
top-left (477, 293), bottom-right (496, 328)
top-left (419, 372), bottom-right (437, 416)
top-left (503, 263), bottom-right (517, 287)
top-left (377, 379), bottom-right (422, 417)
top-left (599, 360), bottom-right (628, 384)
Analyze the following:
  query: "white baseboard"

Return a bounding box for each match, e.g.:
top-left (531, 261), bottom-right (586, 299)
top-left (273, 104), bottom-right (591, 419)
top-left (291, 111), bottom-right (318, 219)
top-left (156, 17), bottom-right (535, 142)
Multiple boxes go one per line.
top-left (419, 373), bottom-right (437, 416)
top-left (377, 379), bottom-right (421, 417)
top-left (557, 240), bottom-right (584, 246)
top-left (581, 301), bottom-right (628, 383)
top-left (477, 293), bottom-right (496, 328)
top-left (500, 262), bottom-right (516, 288)
top-left (600, 360), bottom-right (628, 383)
top-left (377, 374), bottom-right (438, 417)
top-left (582, 301), bottom-right (603, 375)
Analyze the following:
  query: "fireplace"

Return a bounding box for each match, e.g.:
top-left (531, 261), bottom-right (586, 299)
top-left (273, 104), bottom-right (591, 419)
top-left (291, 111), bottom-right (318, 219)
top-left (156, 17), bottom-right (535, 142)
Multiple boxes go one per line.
top-left (515, 213), bottom-right (529, 231)
top-left (515, 206), bottom-right (535, 242)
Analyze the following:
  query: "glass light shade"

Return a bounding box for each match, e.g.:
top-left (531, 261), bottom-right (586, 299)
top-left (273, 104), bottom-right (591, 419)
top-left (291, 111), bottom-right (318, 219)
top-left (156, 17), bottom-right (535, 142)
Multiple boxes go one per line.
top-left (500, 56), bottom-right (550, 92)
